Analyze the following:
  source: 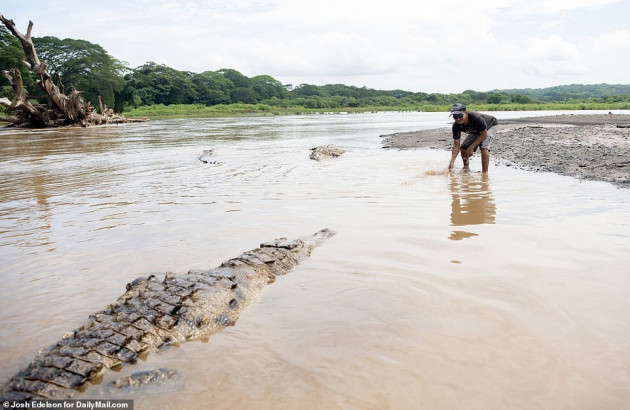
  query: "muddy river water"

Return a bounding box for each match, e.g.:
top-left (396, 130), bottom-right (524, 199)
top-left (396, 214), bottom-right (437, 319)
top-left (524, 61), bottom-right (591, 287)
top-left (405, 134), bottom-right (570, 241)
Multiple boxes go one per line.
top-left (1, 112), bottom-right (629, 409)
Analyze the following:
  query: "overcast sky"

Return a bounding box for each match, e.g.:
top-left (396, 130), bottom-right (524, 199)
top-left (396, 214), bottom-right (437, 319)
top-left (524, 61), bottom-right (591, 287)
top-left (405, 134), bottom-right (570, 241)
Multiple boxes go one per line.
top-left (2, 0), bottom-right (629, 93)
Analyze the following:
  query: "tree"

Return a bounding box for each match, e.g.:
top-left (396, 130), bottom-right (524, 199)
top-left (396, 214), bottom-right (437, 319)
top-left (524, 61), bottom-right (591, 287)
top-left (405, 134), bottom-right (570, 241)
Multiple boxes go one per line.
top-left (0, 26), bottom-right (35, 100)
top-left (191, 71), bottom-right (233, 105)
top-left (425, 93), bottom-right (449, 104)
top-left (168, 70), bottom-right (197, 105)
top-left (251, 75), bottom-right (287, 101)
top-left (125, 62), bottom-right (197, 106)
top-left (117, 74), bottom-right (142, 110)
top-left (33, 36), bottom-right (127, 109)
top-left (511, 94), bottom-right (533, 104)
top-left (218, 68), bottom-right (250, 89)
top-left (231, 87), bottom-right (257, 104)
top-left (486, 92), bottom-right (507, 104)
top-left (217, 69), bottom-right (261, 103)
top-left (291, 84), bottom-right (323, 97)
top-left (0, 15), bottom-right (140, 127)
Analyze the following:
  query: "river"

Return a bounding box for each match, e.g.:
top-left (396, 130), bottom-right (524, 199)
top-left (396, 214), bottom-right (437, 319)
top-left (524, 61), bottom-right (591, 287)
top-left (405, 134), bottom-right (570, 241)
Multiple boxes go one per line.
top-left (1, 111), bottom-right (629, 409)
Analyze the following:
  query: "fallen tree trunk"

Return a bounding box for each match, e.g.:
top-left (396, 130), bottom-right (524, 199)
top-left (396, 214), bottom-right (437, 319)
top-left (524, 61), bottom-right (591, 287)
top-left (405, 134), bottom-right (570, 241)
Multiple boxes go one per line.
top-left (0, 14), bottom-right (146, 128)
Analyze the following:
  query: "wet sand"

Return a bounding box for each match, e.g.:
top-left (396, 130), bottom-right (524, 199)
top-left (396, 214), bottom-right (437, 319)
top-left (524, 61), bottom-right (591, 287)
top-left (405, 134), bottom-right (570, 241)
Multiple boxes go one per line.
top-left (381, 113), bottom-right (630, 188)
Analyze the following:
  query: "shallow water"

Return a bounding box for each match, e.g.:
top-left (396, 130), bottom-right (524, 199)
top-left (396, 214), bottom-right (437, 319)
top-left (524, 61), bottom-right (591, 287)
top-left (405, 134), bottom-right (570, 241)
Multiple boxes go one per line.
top-left (1, 111), bottom-right (629, 409)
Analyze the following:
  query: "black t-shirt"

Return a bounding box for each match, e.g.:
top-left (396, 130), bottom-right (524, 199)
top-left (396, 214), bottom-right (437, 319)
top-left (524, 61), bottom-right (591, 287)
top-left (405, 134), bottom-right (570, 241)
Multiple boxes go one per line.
top-left (452, 111), bottom-right (498, 140)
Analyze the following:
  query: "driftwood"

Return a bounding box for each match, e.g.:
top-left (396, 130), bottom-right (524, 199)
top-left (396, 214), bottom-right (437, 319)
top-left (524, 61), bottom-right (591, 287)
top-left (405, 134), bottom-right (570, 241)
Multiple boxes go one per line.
top-left (0, 14), bottom-right (145, 128)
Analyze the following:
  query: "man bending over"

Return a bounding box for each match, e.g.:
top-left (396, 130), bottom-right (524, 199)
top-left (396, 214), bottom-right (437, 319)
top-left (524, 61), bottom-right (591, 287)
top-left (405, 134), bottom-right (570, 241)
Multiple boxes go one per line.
top-left (448, 103), bottom-right (498, 173)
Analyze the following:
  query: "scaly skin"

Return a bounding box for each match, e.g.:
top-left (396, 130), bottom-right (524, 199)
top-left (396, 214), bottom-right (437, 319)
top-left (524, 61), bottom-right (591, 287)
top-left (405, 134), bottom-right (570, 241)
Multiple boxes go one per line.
top-left (0, 229), bottom-right (335, 402)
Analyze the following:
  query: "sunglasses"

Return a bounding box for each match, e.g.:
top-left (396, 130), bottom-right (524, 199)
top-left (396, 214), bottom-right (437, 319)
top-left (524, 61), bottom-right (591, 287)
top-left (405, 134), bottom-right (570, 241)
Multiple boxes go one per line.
top-left (452, 113), bottom-right (464, 119)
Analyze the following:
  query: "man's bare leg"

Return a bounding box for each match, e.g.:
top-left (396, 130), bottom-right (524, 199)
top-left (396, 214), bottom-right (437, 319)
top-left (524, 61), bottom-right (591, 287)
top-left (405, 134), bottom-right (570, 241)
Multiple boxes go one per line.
top-left (481, 149), bottom-right (490, 173)
top-left (461, 149), bottom-right (470, 170)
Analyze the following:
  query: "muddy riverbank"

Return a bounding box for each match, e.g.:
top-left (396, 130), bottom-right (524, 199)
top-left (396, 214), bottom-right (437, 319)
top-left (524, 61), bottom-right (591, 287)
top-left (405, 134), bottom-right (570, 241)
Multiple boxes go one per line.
top-left (381, 113), bottom-right (630, 188)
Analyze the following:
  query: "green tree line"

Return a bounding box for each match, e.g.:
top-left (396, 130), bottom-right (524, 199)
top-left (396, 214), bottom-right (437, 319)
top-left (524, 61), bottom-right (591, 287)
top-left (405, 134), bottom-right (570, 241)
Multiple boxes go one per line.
top-left (2, 26), bottom-right (630, 114)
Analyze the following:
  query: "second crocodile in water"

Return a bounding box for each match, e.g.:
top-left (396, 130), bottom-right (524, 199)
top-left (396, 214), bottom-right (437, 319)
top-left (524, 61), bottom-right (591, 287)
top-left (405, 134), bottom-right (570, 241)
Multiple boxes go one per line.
top-left (0, 228), bottom-right (335, 402)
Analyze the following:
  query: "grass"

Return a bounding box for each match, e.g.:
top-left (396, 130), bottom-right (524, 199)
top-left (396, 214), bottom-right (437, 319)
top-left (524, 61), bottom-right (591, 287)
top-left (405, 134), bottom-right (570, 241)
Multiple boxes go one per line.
top-left (122, 102), bottom-right (630, 119)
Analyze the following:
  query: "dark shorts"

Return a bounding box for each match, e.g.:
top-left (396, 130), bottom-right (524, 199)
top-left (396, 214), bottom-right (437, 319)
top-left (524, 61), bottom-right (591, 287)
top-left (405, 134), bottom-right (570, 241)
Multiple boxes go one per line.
top-left (460, 127), bottom-right (495, 151)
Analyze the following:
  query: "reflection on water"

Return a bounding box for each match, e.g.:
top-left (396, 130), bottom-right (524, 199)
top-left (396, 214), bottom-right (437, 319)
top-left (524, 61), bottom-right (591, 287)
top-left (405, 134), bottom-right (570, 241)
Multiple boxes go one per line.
top-left (1, 112), bottom-right (630, 409)
top-left (449, 173), bottom-right (496, 240)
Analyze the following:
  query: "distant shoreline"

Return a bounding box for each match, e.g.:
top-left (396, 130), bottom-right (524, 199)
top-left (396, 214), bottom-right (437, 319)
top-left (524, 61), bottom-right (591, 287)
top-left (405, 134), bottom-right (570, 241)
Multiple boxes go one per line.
top-left (120, 103), bottom-right (630, 119)
top-left (381, 113), bottom-right (630, 188)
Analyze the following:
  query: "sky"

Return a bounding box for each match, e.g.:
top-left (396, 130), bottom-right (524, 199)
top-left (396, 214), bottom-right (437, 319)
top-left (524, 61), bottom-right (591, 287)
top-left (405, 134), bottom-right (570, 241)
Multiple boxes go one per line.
top-left (2, 0), bottom-right (629, 93)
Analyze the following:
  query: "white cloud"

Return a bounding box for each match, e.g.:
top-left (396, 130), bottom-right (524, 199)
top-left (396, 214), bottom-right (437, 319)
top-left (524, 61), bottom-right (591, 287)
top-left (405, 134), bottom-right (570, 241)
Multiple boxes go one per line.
top-left (538, 20), bottom-right (564, 31)
top-left (1, 0), bottom-right (628, 92)
top-left (496, 0), bottom-right (625, 16)
top-left (588, 29), bottom-right (630, 51)
top-left (579, 29), bottom-right (630, 85)
top-left (516, 35), bottom-right (589, 77)
top-left (524, 35), bottom-right (582, 62)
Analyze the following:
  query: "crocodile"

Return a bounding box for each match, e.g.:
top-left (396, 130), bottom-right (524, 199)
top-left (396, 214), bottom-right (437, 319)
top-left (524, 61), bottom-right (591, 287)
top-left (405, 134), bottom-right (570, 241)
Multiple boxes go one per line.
top-left (0, 228), bottom-right (335, 402)
top-left (111, 368), bottom-right (178, 390)
top-left (309, 145), bottom-right (345, 161)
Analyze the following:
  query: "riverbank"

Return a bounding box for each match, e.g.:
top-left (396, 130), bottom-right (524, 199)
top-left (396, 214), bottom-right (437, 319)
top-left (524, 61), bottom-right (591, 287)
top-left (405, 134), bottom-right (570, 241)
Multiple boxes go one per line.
top-left (381, 113), bottom-right (630, 188)
top-left (119, 102), bottom-right (630, 119)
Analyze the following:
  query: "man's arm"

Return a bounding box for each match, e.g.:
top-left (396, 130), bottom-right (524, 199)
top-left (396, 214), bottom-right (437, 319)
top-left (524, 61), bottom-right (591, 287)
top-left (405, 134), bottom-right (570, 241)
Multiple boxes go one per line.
top-left (464, 129), bottom-right (487, 157)
top-left (449, 139), bottom-right (461, 169)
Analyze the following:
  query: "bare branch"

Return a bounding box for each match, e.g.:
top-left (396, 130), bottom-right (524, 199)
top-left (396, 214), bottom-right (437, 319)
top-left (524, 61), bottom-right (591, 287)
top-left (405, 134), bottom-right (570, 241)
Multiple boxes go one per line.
top-left (0, 115), bottom-right (21, 124)
top-left (0, 14), bottom-right (144, 127)
top-left (3, 70), bottom-right (12, 84)
top-left (0, 15), bottom-right (41, 70)
top-left (55, 72), bottom-right (65, 95)
top-left (26, 20), bottom-right (33, 40)
top-left (12, 69), bottom-right (24, 101)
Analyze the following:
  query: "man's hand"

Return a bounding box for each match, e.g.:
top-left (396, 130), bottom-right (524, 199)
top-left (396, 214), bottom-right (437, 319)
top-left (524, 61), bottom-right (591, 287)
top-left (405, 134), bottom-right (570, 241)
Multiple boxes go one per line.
top-left (465, 146), bottom-right (475, 157)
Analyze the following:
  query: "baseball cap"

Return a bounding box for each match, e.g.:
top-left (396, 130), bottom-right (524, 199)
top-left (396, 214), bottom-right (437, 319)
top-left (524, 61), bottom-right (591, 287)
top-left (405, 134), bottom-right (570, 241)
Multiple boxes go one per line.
top-left (450, 103), bottom-right (466, 115)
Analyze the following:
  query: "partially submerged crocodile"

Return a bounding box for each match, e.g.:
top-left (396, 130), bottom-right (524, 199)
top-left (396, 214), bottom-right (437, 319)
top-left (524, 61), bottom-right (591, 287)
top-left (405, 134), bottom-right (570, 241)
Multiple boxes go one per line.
top-left (309, 144), bottom-right (345, 161)
top-left (111, 368), bottom-right (178, 390)
top-left (0, 228), bottom-right (335, 402)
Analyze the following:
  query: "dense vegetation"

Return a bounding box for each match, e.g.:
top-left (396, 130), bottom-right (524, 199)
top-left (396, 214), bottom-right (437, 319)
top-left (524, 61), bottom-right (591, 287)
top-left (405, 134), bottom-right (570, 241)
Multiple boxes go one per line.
top-left (2, 26), bottom-right (630, 118)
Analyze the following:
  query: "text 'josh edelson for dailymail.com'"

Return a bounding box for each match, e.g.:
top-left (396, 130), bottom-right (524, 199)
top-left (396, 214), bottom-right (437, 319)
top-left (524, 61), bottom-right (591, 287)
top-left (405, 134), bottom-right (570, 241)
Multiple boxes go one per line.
top-left (3, 400), bottom-right (134, 410)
